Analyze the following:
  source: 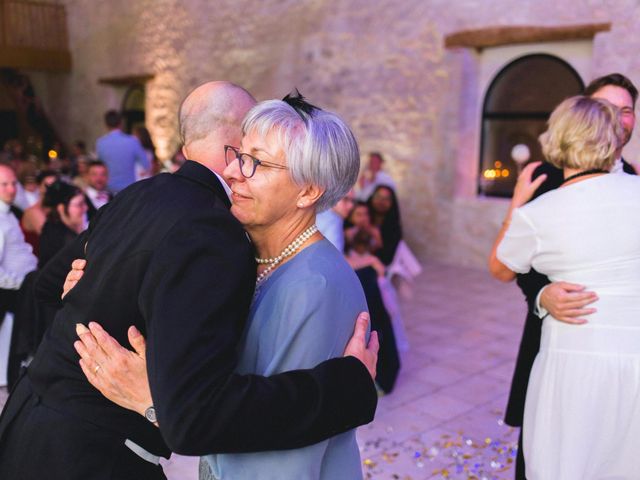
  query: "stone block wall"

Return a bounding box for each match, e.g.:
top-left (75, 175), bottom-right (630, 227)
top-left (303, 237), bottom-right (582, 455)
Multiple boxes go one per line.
top-left (35, 0), bottom-right (640, 268)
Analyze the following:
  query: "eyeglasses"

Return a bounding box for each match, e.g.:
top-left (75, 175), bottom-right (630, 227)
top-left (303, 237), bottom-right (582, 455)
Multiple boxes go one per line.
top-left (224, 145), bottom-right (288, 178)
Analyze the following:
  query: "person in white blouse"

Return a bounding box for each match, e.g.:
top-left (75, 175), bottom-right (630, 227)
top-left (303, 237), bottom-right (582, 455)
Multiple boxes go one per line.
top-left (0, 165), bottom-right (37, 293)
top-left (489, 96), bottom-right (640, 479)
top-left (0, 164), bottom-right (37, 386)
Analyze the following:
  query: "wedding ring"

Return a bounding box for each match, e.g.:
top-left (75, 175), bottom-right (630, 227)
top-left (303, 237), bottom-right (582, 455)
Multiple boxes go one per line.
top-left (94, 364), bottom-right (101, 374)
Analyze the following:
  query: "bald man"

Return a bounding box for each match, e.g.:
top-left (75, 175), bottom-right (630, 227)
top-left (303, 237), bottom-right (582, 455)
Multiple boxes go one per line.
top-left (0, 82), bottom-right (378, 480)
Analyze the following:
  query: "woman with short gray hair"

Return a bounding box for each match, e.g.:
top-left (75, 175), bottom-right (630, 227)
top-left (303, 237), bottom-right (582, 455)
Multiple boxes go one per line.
top-left (489, 95), bottom-right (640, 479)
top-left (198, 93), bottom-right (367, 479)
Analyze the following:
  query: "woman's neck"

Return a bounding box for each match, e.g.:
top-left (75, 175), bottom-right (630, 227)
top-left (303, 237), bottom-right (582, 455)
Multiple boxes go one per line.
top-left (562, 167), bottom-right (608, 186)
top-left (249, 214), bottom-right (319, 260)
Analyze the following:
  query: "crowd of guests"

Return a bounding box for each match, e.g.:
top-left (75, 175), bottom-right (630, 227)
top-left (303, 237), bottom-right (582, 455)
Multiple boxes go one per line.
top-left (0, 110), bottom-right (171, 387)
top-left (317, 151), bottom-right (420, 393)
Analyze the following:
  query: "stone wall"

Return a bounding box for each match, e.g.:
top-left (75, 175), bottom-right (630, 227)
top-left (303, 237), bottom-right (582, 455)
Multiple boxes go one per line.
top-left (35, 0), bottom-right (640, 268)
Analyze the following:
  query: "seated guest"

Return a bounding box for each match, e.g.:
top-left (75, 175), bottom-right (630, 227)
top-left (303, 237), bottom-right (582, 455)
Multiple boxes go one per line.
top-left (367, 185), bottom-right (402, 265)
top-left (21, 170), bottom-right (58, 255)
top-left (321, 195), bottom-right (399, 394)
top-left (38, 181), bottom-right (87, 268)
top-left (356, 152), bottom-right (396, 201)
top-left (345, 201), bottom-right (382, 252)
top-left (346, 229), bottom-right (386, 278)
top-left (84, 160), bottom-right (113, 219)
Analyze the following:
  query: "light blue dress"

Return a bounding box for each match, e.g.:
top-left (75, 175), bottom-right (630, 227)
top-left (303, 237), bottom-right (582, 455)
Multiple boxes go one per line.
top-left (204, 238), bottom-right (366, 480)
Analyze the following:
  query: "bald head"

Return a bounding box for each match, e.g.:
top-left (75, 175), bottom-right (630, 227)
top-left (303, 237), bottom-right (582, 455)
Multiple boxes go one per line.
top-left (179, 81), bottom-right (256, 174)
top-left (0, 164), bottom-right (18, 205)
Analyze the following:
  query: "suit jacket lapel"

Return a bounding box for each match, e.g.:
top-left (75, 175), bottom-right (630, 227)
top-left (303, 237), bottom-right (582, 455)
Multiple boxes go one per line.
top-left (174, 161), bottom-right (232, 209)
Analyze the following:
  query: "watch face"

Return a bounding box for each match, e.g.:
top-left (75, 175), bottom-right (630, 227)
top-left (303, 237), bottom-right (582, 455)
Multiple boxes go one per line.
top-left (145, 406), bottom-right (157, 423)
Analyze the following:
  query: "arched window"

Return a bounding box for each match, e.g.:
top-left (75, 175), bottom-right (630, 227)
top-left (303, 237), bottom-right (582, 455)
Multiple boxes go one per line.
top-left (121, 84), bottom-right (145, 134)
top-left (478, 54), bottom-right (584, 197)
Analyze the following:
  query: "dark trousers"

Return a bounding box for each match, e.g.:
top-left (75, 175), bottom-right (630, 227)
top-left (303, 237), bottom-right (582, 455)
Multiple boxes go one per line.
top-left (0, 375), bottom-right (166, 480)
top-left (355, 266), bottom-right (400, 393)
top-left (515, 428), bottom-right (526, 480)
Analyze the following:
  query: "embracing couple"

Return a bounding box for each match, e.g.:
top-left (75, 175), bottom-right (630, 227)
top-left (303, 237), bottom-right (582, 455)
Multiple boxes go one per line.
top-left (0, 82), bottom-right (380, 480)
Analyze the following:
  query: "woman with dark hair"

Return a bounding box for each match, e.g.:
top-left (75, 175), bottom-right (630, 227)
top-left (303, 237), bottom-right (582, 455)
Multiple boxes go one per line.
top-left (38, 180), bottom-right (87, 268)
top-left (133, 126), bottom-right (160, 177)
top-left (345, 201), bottom-right (382, 253)
top-left (367, 185), bottom-right (402, 265)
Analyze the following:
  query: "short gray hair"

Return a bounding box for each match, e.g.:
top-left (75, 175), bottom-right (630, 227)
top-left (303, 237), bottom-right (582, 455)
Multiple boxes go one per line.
top-left (241, 99), bottom-right (360, 212)
top-left (539, 95), bottom-right (623, 170)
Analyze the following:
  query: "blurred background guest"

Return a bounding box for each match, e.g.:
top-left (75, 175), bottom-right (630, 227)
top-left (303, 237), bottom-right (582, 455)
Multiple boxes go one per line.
top-left (168, 146), bottom-right (187, 173)
top-left (356, 152), bottom-right (396, 201)
top-left (0, 164), bottom-right (37, 387)
top-left (133, 126), bottom-right (159, 179)
top-left (316, 190), bottom-right (354, 252)
top-left (84, 160), bottom-right (113, 220)
top-left (20, 176), bottom-right (38, 208)
top-left (38, 181), bottom-right (87, 268)
top-left (346, 229), bottom-right (386, 278)
top-left (20, 170), bottom-right (58, 256)
top-left (345, 201), bottom-right (382, 253)
top-left (96, 110), bottom-right (149, 193)
top-left (367, 185), bottom-right (402, 265)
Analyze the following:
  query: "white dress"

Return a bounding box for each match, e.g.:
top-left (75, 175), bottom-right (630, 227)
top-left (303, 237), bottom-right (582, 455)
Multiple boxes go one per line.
top-left (497, 174), bottom-right (640, 480)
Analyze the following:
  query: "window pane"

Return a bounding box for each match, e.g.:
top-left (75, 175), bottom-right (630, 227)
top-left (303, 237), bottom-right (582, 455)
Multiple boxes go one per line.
top-left (479, 118), bottom-right (547, 197)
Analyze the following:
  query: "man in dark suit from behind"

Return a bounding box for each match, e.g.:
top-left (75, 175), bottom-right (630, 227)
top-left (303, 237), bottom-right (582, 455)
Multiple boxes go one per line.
top-left (506, 73), bottom-right (638, 479)
top-left (0, 82), bottom-right (378, 480)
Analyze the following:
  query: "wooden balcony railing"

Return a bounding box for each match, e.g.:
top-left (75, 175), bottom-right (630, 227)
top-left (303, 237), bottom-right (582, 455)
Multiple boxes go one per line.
top-left (0, 0), bottom-right (71, 72)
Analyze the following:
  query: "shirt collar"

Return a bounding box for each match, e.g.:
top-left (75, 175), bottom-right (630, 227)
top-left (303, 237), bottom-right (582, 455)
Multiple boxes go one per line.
top-left (213, 171), bottom-right (232, 200)
top-left (0, 200), bottom-right (9, 214)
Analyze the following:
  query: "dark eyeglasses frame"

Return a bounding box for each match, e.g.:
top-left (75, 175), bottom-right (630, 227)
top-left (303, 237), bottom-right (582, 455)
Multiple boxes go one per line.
top-left (224, 145), bottom-right (288, 178)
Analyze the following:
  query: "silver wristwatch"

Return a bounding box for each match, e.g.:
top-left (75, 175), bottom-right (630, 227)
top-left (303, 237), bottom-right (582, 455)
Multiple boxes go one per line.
top-left (144, 405), bottom-right (157, 423)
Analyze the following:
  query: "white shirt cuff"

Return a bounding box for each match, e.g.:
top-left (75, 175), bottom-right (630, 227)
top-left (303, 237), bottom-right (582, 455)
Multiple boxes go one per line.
top-left (534, 285), bottom-right (549, 318)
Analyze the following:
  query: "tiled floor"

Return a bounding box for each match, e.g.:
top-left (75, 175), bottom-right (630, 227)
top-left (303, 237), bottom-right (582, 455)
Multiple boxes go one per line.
top-left (0, 262), bottom-right (525, 480)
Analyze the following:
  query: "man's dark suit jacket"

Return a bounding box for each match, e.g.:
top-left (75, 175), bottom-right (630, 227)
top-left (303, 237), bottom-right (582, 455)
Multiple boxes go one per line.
top-left (0, 161), bottom-right (376, 473)
top-left (85, 191), bottom-right (114, 221)
top-left (505, 159), bottom-right (636, 427)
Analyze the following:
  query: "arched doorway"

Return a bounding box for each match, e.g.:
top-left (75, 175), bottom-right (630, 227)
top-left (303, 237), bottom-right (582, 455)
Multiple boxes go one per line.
top-left (121, 84), bottom-right (145, 134)
top-left (478, 54), bottom-right (584, 197)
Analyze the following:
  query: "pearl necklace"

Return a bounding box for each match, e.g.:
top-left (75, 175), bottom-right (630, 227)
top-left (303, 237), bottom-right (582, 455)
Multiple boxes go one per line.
top-left (255, 224), bottom-right (318, 286)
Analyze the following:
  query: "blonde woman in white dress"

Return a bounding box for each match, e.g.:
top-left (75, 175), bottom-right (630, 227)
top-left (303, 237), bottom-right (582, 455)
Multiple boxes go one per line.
top-left (489, 95), bottom-right (640, 479)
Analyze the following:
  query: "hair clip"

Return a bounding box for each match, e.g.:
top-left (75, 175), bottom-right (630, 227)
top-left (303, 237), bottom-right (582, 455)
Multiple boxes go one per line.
top-left (282, 89), bottom-right (319, 119)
